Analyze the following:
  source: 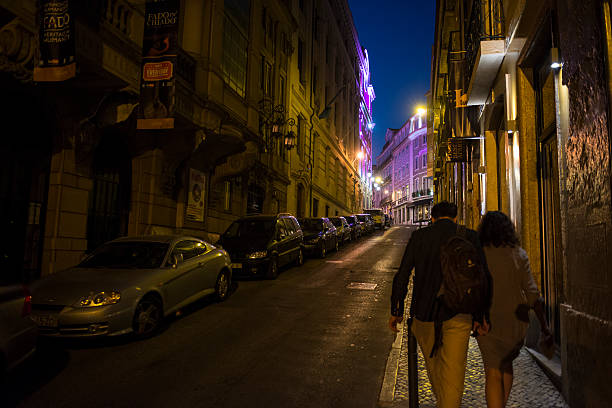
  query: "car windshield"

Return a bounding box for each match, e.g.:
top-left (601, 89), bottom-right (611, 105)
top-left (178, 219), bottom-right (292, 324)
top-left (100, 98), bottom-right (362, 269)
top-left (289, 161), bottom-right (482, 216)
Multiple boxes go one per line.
top-left (224, 219), bottom-right (275, 239)
top-left (299, 219), bottom-right (324, 232)
top-left (345, 216), bottom-right (355, 224)
top-left (329, 218), bottom-right (342, 227)
top-left (356, 215), bottom-right (367, 222)
top-left (79, 242), bottom-right (169, 269)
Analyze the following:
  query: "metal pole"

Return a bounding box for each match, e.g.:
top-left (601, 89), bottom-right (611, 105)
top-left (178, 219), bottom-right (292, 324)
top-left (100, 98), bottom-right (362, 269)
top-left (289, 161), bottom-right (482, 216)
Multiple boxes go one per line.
top-left (407, 317), bottom-right (419, 408)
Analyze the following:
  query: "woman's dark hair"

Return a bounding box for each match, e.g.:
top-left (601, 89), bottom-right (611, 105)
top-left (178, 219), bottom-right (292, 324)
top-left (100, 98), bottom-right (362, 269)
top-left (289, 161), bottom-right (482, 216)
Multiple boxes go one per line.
top-left (478, 211), bottom-right (520, 248)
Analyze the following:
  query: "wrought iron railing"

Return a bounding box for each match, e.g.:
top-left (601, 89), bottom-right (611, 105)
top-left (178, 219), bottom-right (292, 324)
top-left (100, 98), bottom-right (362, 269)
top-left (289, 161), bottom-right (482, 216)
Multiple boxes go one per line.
top-left (465, 0), bottom-right (504, 85)
top-left (412, 189), bottom-right (433, 198)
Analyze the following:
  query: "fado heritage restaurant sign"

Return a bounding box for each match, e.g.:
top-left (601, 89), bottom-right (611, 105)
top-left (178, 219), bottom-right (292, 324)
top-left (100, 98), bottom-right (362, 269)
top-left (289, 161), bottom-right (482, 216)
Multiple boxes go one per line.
top-left (34, 0), bottom-right (76, 82)
top-left (137, 0), bottom-right (180, 129)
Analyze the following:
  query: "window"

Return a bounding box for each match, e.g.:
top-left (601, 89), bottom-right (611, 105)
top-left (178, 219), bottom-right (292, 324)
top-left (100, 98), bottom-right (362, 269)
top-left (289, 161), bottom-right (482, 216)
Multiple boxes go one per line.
top-left (299, 0), bottom-right (304, 11)
top-left (422, 134), bottom-right (426, 145)
top-left (222, 16), bottom-right (248, 97)
top-left (312, 198), bottom-right (319, 217)
top-left (282, 218), bottom-right (295, 234)
top-left (423, 155), bottom-right (427, 168)
top-left (297, 116), bottom-right (304, 156)
top-left (279, 75), bottom-right (286, 106)
top-left (276, 220), bottom-right (288, 237)
top-left (414, 156), bottom-right (418, 170)
top-left (261, 57), bottom-right (272, 96)
top-left (172, 240), bottom-right (206, 262)
top-left (297, 39), bottom-right (304, 82)
top-left (224, 181), bottom-right (231, 211)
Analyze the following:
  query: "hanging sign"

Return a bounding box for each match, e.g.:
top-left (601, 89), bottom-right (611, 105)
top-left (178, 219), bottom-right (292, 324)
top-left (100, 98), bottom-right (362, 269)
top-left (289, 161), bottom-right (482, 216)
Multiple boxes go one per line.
top-left (186, 169), bottom-right (206, 222)
top-left (137, 0), bottom-right (179, 129)
top-left (33, 0), bottom-right (76, 82)
top-left (447, 138), bottom-right (468, 162)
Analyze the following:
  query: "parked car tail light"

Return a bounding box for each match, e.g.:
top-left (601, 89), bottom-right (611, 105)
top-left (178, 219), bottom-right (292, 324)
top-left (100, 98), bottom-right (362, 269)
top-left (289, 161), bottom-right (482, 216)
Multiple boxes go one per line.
top-left (22, 285), bottom-right (32, 317)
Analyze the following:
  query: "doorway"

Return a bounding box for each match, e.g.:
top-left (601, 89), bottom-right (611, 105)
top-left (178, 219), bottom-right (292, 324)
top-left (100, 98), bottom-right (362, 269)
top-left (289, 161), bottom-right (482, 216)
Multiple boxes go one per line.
top-left (536, 57), bottom-right (563, 346)
top-left (87, 132), bottom-right (131, 251)
top-left (296, 183), bottom-right (305, 217)
top-left (0, 82), bottom-right (50, 283)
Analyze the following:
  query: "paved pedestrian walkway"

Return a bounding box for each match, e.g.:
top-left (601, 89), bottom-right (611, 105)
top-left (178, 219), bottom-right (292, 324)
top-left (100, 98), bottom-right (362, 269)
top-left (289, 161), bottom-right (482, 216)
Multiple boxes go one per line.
top-left (390, 283), bottom-right (568, 407)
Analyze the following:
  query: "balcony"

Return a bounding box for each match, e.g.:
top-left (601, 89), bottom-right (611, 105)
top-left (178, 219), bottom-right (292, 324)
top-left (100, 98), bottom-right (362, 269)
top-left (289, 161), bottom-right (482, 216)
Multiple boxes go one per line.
top-left (465, 0), bottom-right (505, 106)
top-left (412, 189), bottom-right (433, 198)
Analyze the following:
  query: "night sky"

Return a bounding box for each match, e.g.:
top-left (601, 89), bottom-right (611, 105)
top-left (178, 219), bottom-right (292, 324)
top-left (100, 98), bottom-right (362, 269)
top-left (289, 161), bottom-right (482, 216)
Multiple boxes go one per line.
top-left (348, 0), bottom-right (435, 163)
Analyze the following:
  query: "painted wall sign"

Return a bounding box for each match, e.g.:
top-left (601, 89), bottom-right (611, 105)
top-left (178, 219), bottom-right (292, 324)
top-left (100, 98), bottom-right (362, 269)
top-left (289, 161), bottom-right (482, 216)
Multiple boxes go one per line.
top-left (186, 168), bottom-right (206, 222)
top-left (137, 0), bottom-right (179, 129)
top-left (33, 0), bottom-right (76, 82)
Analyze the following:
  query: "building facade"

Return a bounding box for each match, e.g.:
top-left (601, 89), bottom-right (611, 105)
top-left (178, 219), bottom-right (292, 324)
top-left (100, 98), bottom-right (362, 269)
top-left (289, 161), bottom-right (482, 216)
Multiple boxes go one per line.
top-left (0, 0), bottom-right (372, 283)
top-left (374, 113), bottom-right (432, 224)
top-left (430, 0), bottom-right (612, 406)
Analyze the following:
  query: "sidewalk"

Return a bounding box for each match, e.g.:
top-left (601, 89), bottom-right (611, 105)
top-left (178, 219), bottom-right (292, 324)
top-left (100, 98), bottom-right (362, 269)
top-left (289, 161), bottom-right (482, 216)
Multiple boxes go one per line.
top-left (384, 285), bottom-right (568, 407)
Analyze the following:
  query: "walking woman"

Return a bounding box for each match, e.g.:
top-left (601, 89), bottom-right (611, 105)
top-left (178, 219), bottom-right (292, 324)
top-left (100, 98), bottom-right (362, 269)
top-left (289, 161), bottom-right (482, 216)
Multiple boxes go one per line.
top-left (476, 211), bottom-right (553, 408)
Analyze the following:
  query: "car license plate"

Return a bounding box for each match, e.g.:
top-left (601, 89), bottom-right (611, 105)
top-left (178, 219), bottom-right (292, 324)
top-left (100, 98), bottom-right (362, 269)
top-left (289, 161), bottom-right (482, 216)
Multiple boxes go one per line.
top-left (31, 314), bottom-right (58, 328)
top-left (231, 263), bottom-right (242, 269)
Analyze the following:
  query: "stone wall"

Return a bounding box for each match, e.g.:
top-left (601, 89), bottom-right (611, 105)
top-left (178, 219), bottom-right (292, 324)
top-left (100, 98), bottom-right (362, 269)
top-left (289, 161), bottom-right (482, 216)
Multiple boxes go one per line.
top-left (557, 1), bottom-right (612, 406)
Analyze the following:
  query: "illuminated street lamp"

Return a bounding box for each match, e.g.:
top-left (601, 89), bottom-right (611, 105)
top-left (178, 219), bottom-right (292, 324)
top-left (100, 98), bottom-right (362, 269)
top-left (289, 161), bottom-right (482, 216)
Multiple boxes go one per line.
top-left (417, 107), bottom-right (427, 116)
top-left (258, 98), bottom-right (297, 151)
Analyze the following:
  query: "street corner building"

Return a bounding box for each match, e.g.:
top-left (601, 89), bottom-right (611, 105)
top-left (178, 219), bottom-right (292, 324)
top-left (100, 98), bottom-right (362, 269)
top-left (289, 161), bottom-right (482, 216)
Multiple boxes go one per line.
top-left (429, 0), bottom-right (612, 406)
top-left (373, 113), bottom-right (433, 225)
top-left (0, 0), bottom-right (374, 280)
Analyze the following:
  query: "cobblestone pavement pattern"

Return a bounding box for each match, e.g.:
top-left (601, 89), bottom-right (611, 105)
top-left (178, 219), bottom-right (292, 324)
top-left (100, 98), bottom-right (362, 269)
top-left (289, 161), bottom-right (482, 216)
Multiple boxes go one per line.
top-left (393, 282), bottom-right (568, 407)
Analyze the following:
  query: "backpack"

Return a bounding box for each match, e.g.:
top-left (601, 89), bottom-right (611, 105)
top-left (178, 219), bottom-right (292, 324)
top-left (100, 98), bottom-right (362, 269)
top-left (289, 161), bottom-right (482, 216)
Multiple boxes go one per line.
top-left (439, 225), bottom-right (488, 315)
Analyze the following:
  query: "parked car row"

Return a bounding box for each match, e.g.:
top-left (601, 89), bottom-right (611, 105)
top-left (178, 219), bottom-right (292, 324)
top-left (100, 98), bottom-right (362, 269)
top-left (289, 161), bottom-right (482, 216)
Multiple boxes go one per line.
top-left (217, 212), bottom-right (381, 280)
top-left (2, 211), bottom-right (383, 373)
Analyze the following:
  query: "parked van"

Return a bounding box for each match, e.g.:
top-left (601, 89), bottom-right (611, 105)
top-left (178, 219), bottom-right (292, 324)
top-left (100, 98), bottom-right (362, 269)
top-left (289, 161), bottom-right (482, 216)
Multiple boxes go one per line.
top-left (363, 208), bottom-right (384, 230)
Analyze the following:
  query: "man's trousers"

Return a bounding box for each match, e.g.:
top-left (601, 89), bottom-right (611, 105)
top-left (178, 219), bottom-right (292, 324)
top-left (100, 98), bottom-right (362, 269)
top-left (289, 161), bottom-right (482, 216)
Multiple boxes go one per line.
top-left (411, 314), bottom-right (472, 408)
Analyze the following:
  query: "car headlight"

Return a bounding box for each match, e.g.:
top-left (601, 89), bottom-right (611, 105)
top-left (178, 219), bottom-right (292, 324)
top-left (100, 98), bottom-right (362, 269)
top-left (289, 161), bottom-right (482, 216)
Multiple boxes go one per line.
top-left (247, 251), bottom-right (268, 259)
top-left (76, 291), bottom-right (121, 308)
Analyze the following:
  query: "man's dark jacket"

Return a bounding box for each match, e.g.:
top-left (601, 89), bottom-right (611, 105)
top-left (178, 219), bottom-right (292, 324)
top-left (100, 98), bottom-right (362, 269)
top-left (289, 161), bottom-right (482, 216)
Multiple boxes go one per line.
top-left (391, 219), bottom-right (491, 322)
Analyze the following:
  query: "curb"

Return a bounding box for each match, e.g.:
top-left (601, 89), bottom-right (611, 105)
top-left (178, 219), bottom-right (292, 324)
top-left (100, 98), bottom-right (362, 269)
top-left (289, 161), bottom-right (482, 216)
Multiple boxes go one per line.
top-left (379, 320), bottom-right (405, 405)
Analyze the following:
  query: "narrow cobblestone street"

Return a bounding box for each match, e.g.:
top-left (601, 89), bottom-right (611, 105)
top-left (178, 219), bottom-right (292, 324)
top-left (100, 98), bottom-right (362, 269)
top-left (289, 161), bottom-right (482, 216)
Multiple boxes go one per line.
top-left (391, 287), bottom-right (568, 407)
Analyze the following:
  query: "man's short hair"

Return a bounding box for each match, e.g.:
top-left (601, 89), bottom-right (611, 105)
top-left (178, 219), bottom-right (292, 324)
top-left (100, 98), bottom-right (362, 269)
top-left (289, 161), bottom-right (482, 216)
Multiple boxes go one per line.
top-left (431, 201), bottom-right (457, 219)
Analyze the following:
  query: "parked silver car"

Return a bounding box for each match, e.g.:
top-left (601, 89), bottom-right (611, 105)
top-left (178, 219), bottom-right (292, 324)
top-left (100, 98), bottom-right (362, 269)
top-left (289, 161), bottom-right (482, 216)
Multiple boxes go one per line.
top-left (31, 235), bottom-right (232, 338)
top-left (0, 284), bottom-right (37, 374)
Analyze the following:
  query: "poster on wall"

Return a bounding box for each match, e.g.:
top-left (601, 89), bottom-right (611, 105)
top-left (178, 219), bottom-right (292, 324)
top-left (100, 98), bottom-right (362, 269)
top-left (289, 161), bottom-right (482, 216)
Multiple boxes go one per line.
top-left (186, 169), bottom-right (205, 222)
top-left (33, 0), bottom-right (76, 82)
top-left (137, 0), bottom-right (179, 129)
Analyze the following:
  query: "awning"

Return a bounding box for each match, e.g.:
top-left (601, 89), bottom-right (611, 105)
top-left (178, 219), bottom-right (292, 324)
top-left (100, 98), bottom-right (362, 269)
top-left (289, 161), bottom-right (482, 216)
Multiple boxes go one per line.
top-left (189, 126), bottom-right (246, 171)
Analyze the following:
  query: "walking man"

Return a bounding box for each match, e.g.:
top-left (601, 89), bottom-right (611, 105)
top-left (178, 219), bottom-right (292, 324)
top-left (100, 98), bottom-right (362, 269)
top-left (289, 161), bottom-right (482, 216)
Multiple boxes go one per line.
top-left (389, 201), bottom-right (491, 407)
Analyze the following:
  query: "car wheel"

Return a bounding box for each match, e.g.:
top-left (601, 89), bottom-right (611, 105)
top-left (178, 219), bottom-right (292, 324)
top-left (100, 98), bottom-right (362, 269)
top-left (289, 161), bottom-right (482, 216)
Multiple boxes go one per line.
top-left (334, 238), bottom-right (339, 252)
top-left (215, 270), bottom-right (230, 301)
top-left (266, 256), bottom-right (279, 279)
top-left (320, 243), bottom-right (326, 258)
top-left (133, 296), bottom-right (163, 338)
top-left (295, 248), bottom-right (304, 266)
